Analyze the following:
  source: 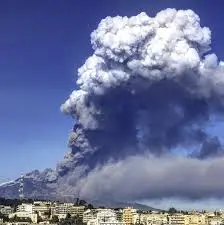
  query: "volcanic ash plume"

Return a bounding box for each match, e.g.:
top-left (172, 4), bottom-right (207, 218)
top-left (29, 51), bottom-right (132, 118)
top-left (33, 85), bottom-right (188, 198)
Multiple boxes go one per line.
top-left (59, 9), bottom-right (224, 201)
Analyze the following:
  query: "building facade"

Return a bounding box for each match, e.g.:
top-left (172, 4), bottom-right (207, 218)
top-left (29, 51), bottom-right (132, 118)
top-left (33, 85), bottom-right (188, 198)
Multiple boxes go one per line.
top-left (0, 205), bottom-right (14, 215)
top-left (168, 214), bottom-right (186, 225)
top-left (122, 208), bottom-right (137, 225)
top-left (16, 204), bottom-right (33, 214)
top-left (87, 209), bottom-right (125, 225)
top-left (83, 209), bottom-right (97, 223)
top-left (140, 213), bottom-right (168, 225)
top-left (51, 203), bottom-right (85, 219)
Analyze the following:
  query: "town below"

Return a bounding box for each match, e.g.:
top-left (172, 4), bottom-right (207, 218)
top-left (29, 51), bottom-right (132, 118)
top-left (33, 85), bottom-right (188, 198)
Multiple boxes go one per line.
top-left (0, 198), bottom-right (222, 225)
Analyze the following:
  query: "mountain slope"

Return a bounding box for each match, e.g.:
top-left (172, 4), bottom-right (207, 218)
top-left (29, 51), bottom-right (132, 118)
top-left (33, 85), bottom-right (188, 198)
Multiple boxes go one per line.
top-left (0, 175), bottom-right (157, 211)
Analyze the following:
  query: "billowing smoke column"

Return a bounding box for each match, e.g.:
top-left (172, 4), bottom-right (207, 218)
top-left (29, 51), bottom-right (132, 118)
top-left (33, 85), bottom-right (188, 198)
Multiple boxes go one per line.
top-left (59, 9), bottom-right (224, 201)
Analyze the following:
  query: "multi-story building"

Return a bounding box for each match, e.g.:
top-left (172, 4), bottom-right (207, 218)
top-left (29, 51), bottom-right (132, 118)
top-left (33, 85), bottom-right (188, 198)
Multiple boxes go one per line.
top-left (207, 216), bottom-right (223, 225)
top-left (122, 208), bottom-right (137, 225)
top-left (185, 214), bottom-right (207, 225)
top-left (83, 209), bottom-right (97, 223)
top-left (141, 213), bottom-right (168, 225)
top-left (9, 211), bottom-right (38, 223)
top-left (99, 221), bottom-right (126, 225)
top-left (32, 201), bottom-right (52, 220)
top-left (16, 204), bottom-right (33, 214)
top-left (0, 205), bottom-right (14, 215)
top-left (97, 209), bottom-right (117, 222)
top-left (168, 214), bottom-right (207, 225)
top-left (51, 203), bottom-right (73, 215)
top-left (87, 209), bottom-right (125, 225)
top-left (73, 206), bottom-right (85, 218)
top-left (114, 209), bottom-right (123, 222)
top-left (6, 223), bottom-right (31, 225)
top-left (32, 201), bottom-right (51, 213)
top-left (51, 203), bottom-right (85, 219)
top-left (168, 214), bottom-right (186, 225)
top-left (13, 203), bottom-right (43, 223)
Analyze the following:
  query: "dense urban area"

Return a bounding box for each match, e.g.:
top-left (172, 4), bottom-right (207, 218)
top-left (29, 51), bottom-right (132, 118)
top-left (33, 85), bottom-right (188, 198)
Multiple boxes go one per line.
top-left (0, 198), bottom-right (223, 225)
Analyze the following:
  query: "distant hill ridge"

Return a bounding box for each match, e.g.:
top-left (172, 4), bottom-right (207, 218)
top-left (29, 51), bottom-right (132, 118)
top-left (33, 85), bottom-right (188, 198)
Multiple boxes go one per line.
top-left (91, 200), bottom-right (159, 211)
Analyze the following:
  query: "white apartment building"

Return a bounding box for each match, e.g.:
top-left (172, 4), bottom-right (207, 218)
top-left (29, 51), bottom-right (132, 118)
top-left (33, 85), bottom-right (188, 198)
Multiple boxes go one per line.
top-left (32, 201), bottom-right (51, 218)
top-left (185, 213), bottom-right (207, 225)
top-left (51, 203), bottom-right (85, 218)
top-left (6, 223), bottom-right (31, 225)
top-left (9, 212), bottom-right (38, 223)
top-left (97, 209), bottom-right (117, 222)
top-left (72, 205), bottom-right (85, 218)
top-left (99, 222), bottom-right (126, 225)
top-left (114, 210), bottom-right (123, 222)
top-left (140, 213), bottom-right (168, 225)
top-left (208, 216), bottom-right (223, 225)
top-left (16, 204), bottom-right (33, 214)
top-left (168, 214), bottom-right (186, 225)
top-left (87, 209), bottom-right (125, 225)
top-left (0, 205), bottom-right (14, 215)
top-left (83, 209), bottom-right (97, 223)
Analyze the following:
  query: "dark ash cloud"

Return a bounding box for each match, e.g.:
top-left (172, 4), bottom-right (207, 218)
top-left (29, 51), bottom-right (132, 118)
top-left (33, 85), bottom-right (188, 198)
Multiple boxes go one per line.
top-left (56, 9), bottom-right (224, 202)
top-left (74, 155), bottom-right (224, 201)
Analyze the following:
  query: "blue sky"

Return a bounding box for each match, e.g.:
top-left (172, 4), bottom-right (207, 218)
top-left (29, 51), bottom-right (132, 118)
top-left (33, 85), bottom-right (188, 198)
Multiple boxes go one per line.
top-left (0, 0), bottom-right (224, 182)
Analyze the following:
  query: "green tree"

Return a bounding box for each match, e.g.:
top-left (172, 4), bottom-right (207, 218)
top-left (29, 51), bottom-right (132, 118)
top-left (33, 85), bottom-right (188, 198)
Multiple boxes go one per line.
top-left (66, 213), bottom-right (71, 219)
top-left (11, 215), bottom-right (18, 222)
top-left (168, 207), bottom-right (177, 214)
top-left (37, 213), bottom-right (43, 223)
top-left (51, 215), bottom-right (59, 224)
top-left (10, 215), bottom-right (32, 223)
top-left (0, 212), bottom-right (9, 222)
top-left (87, 204), bottom-right (94, 209)
top-left (44, 209), bottom-right (51, 218)
top-left (79, 200), bottom-right (87, 206)
top-left (215, 211), bottom-right (221, 216)
top-left (75, 198), bottom-right (80, 205)
top-left (59, 216), bottom-right (84, 225)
